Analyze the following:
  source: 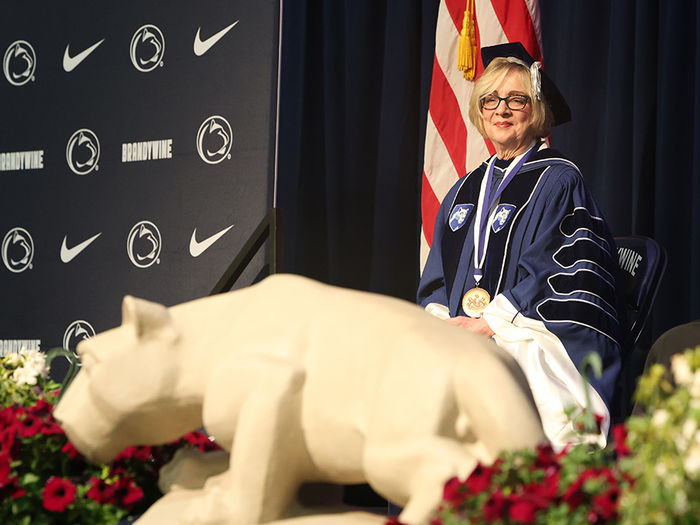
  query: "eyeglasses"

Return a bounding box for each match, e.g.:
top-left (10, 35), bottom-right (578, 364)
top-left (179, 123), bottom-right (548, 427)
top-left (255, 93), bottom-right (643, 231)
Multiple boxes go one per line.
top-left (480, 94), bottom-right (530, 111)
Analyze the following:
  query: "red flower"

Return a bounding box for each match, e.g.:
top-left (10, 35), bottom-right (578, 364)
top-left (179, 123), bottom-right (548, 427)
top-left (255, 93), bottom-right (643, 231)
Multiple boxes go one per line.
top-left (42, 476), bottom-right (76, 512)
top-left (465, 463), bottom-right (497, 494)
top-left (87, 476), bottom-right (116, 505)
top-left (10, 484), bottom-right (26, 499)
top-left (482, 490), bottom-right (508, 522)
top-left (40, 421), bottom-right (65, 436)
top-left (113, 476), bottom-right (144, 509)
top-left (385, 518), bottom-right (407, 525)
top-left (430, 518), bottom-right (443, 525)
top-left (116, 445), bottom-right (152, 462)
top-left (562, 470), bottom-right (594, 509)
top-left (523, 472), bottom-right (560, 505)
top-left (592, 487), bottom-right (620, 520)
top-left (0, 407), bottom-right (15, 426)
top-left (442, 477), bottom-right (468, 509)
top-left (61, 441), bottom-right (82, 460)
top-left (0, 453), bottom-right (12, 488)
top-left (27, 398), bottom-right (53, 417)
top-left (0, 425), bottom-right (17, 454)
top-left (182, 431), bottom-right (221, 451)
top-left (534, 444), bottom-right (561, 474)
top-left (0, 477), bottom-right (26, 500)
top-left (110, 466), bottom-right (129, 478)
top-left (563, 467), bottom-right (619, 511)
top-left (575, 413), bottom-right (605, 434)
top-left (611, 425), bottom-right (631, 457)
top-left (509, 498), bottom-right (538, 524)
top-left (17, 414), bottom-right (44, 438)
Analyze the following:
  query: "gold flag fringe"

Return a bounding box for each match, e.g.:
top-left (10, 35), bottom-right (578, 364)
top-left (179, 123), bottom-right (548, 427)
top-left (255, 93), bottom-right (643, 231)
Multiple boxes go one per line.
top-left (458, 0), bottom-right (477, 80)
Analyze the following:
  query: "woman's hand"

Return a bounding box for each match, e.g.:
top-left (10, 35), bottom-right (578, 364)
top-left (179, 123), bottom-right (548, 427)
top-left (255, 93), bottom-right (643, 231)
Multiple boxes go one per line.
top-left (445, 316), bottom-right (495, 338)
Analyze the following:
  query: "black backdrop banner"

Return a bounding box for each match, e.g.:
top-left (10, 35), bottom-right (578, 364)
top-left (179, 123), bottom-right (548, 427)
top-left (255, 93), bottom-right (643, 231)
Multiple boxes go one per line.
top-left (0, 1), bottom-right (280, 359)
top-left (277, 0), bottom-right (700, 344)
top-left (3, 1), bottom-right (698, 361)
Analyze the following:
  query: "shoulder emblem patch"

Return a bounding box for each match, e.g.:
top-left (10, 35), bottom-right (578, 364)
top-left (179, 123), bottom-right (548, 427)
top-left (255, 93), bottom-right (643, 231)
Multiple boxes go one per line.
top-left (491, 204), bottom-right (516, 233)
top-left (449, 204), bottom-right (474, 232)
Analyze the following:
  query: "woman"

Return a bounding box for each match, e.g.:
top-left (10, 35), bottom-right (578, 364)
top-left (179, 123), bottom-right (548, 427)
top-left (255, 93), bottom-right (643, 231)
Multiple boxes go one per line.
top-left (418, 42), bottom-right (623, 448)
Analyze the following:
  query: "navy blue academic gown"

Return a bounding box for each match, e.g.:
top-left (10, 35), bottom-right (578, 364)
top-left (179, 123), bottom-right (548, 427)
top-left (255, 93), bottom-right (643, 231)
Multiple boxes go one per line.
top-left (418, 145), bottom-right (623, 444)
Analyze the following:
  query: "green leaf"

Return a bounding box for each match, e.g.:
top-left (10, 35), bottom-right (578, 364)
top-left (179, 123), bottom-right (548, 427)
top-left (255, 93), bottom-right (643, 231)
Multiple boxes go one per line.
top-left (20, 472), bottom-right (39, 485)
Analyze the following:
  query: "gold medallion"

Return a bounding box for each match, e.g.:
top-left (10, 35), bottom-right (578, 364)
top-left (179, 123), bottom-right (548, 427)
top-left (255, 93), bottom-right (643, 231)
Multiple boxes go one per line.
top-left (462, 287), bottom-right (491, 318)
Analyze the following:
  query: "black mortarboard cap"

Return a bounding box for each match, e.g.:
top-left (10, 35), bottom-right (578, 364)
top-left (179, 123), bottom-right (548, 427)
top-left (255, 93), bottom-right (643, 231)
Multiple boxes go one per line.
top-left (481, 42), bottom-right (571, 126)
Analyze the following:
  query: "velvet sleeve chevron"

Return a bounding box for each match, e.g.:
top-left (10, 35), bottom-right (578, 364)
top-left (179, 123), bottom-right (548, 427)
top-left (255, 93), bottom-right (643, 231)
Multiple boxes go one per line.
top-left (501, 166), bottom-right (623, 408)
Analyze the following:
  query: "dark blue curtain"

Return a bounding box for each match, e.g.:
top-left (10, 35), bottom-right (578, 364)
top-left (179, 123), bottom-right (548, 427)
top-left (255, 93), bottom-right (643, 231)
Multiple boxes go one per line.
top-left (278, 0), bottom-right (700, 340)
top-left (278, 0), bottom-right (439, 300)
top-left (540, 0), bottom-right (700, 341)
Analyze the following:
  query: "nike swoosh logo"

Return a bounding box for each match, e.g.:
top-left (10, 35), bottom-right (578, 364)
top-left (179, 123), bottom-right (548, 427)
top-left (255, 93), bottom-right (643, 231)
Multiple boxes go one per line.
top-left (189, 225), bottom-right (234, 257)
top-left (60, 233), bottom-right (102, 263)
top-left (63, 39), bottom-right (105, 72)
top-left (193, 20), bottom-right (239, 56)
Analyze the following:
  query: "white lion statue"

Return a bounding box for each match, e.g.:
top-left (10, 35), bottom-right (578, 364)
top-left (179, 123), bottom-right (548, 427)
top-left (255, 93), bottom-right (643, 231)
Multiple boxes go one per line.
top-left (54, 274), bottom-right (545, 524)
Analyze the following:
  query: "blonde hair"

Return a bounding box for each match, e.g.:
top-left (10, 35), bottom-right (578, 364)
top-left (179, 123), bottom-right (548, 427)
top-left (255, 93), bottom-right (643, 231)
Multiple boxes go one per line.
top-left (468, 57), bottom-right (553, 138)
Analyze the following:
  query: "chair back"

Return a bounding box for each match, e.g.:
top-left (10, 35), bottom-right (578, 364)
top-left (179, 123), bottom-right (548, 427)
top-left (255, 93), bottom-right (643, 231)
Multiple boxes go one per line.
top-left (611, 236), bottom-right (667, 423)
top-left (615, 235), bottom-right (667, 352)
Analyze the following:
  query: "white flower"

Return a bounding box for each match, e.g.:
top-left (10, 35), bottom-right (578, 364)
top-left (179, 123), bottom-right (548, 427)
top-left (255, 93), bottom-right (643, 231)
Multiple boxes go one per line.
top-left (652, 409), bottom-right (670, 427)
top-left (683, 419), bottom-right (697, 440)
top-left (666, 472), bottom-right (683, 489)
top-left (655, 462), bottom-right (668, 477)
top-left (674, 490), bottom-right (689, 514)
top-left (684, 445), bottom-right (700, 479)
top-left (674, 432), bottom-right (688, 453)
top-left (18, 348), bottom-right (48, 379)
top-left (5, 352), bottom-right (21, 367)
top-left (25, 359), bottom-right (48, 379)
top-left (672, 354), bottom-right (694, 386)
top-left (12, 366), bottom-right (38, 386)
top-left (690, 371), bottom-right (700, 398)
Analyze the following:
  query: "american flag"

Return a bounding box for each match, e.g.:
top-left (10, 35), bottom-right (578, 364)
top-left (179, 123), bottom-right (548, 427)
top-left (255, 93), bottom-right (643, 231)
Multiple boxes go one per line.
top-left (420, 0), bottom-right (544, 269)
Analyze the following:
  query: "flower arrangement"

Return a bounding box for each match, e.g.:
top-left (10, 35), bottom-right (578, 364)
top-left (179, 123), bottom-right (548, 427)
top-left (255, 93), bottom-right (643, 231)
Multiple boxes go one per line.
top-left (387, 346), bottom-right (700, 524)
top-left (618, 347), bottom-right (700, 523)
top-left (430, 437), bottom-right (628, 524)
top-left (0, 348), bottom-right (220, 524)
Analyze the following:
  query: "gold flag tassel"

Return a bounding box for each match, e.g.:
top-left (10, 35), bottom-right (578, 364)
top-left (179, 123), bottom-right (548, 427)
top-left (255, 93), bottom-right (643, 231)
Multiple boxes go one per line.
top-left (457, 0), bottom-right (477, 80)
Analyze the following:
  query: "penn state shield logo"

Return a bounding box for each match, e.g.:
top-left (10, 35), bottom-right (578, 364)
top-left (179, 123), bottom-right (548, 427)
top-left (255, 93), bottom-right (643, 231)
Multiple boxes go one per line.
top-left (449, 204), bottom-right (474, 232)
top-left (492, 204), bottom-right (516, 233)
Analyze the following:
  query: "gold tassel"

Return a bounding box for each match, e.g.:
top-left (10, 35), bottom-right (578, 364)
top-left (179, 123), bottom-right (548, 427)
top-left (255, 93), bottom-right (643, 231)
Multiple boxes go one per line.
top-left (457, 0), bottom-right (477, 80)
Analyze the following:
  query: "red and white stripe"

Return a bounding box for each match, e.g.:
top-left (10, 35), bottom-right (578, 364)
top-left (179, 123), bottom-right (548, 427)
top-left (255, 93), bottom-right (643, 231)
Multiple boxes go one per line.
top-left (420, 0), bottom-right (543, 270)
